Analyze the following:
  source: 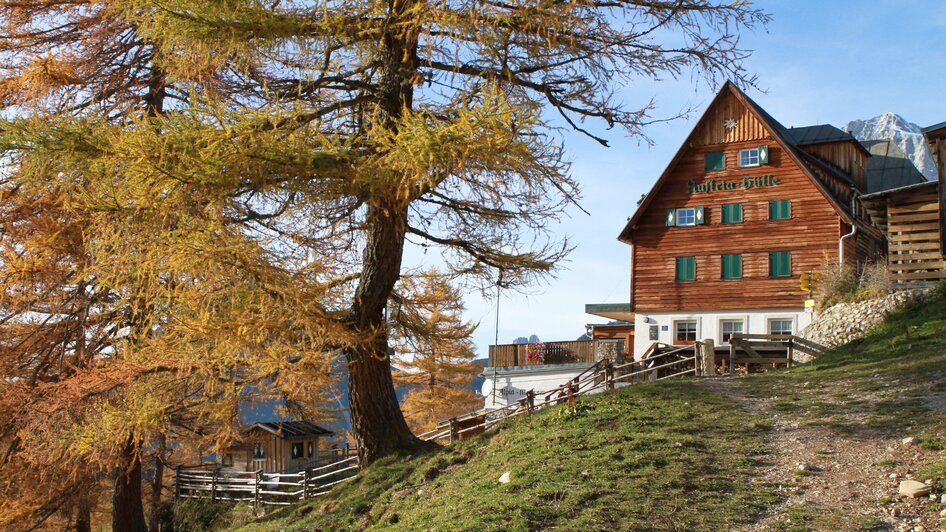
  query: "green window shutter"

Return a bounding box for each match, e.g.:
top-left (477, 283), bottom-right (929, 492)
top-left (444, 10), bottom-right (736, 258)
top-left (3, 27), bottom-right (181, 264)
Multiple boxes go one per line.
top-left (769, 251), bottom-right (791, 278)
top-left (759, 145), bottom-right (770, 164)
top-left (769, 200), bottom-right (790, 220)
top-left (694, 206), bottom-right (705, 225)
top-left (676, 256), bottom-right (696, 282)
top-left (722, 204), bottom-right (743, 224)
top-left (722, 254), bottom-right (742, 280)
top-left (704, 151), bottom-right (725, 171)
top-left (666, 208), bottom-right (676, 227)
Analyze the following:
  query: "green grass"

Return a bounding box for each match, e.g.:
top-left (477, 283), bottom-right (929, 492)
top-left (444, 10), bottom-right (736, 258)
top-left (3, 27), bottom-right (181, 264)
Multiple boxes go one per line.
top-left (743, 288), bottom-right (946, 437)
top-left (222, 286), bottom-right (946, 531)
top-left (234, 383), bottom-right (779, 531)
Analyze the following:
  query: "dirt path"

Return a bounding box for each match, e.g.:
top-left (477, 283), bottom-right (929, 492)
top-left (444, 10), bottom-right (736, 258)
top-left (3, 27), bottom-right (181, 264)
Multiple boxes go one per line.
top-left (698, 376), bottom-right (945, 531)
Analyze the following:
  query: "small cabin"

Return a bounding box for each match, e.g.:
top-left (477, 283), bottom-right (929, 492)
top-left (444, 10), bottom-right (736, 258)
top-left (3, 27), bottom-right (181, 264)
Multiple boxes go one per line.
top-left (218, 421), bottom-right (336, 474)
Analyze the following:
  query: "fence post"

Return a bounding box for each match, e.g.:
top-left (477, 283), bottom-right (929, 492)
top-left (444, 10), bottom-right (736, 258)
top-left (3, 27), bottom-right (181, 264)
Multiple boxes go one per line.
top-left (254, 469), bottom-right (262, 510)
top-left (173, 465), bottom-right (181, 501)
top-left (526, 390), bottom-right (535, 412)
top-left (729, 340), bottom-right (735, 375)
top-left (701, 339), bottom-right (716, 377)
top-left (211, 468), bottom-right (218, 503)
top-left (787, 337), bottom-right (794, 368)
top-left (449, 417), bottom-right (459, 442)
top-left (605, 360), bottom-right (614, 390)
top-left (302, 468), bottom-right (309, 500)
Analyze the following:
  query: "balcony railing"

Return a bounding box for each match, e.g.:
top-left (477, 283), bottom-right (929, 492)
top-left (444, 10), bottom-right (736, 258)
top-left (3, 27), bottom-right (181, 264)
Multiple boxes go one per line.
top-left (488, 340), bottom-right (595, 367)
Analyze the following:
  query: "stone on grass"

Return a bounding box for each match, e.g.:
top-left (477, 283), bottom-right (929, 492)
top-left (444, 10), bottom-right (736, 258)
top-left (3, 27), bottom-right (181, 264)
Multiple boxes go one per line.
top-left (901, 436), bottom-right (917, 446)
top-left (898, 480), bottom-right (931, 498)
top-left (498, 471), bottom-right (511, 484)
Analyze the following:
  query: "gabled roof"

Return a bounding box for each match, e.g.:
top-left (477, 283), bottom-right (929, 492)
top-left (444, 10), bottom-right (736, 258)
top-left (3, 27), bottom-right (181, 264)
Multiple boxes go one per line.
top-left (245, 421), bottom-right (333, 439)
top-left (619, 81), bottom-right (857, 243)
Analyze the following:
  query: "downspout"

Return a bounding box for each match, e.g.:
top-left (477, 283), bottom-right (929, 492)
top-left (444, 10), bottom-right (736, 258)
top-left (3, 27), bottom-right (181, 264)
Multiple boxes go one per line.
top-left (839, 188), bottom-right (859, 266)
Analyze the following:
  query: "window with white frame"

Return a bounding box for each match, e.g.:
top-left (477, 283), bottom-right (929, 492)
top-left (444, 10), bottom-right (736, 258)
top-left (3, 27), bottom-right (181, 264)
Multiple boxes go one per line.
top-left (674, 320), bottom-right (697, 343)
top-left (720, 320), bottom-right (744, 344)
top-left (768, 318), bottom-right (793, 335)
top-left (676, 208), bottom-right (696, 226)
top-left (739, 148), bottom-right (761, 167)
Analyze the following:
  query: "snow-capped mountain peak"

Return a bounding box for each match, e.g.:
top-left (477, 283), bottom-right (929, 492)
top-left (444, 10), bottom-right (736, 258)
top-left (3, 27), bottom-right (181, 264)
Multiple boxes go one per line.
top-left (842, 113), bottom-right (937, 181)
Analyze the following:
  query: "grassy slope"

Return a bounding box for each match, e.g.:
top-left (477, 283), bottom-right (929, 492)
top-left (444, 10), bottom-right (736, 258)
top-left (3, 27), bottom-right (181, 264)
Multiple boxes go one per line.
top-left (239, 383), bottom-right (777, 531)
top-left (234, 287), bottom-right (946, 531)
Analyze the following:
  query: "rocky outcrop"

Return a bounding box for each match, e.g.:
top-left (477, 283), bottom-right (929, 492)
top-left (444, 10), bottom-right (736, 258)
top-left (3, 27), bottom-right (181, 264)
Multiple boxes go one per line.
top-left (794, 289), bottom-right (931, 362)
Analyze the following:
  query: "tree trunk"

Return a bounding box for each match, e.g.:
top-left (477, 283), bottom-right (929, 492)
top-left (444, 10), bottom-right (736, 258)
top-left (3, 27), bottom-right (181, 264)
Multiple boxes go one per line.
top-left (74, 496), bottom-right (91, 532)
top-left (346, 0), bottom-right (430, 465)
top-left (148, 433), bottom-right (167, 532)
top-left (349, 202), bottom-right (431, 464)
top-left (112, 435), bottom-right (147, 532)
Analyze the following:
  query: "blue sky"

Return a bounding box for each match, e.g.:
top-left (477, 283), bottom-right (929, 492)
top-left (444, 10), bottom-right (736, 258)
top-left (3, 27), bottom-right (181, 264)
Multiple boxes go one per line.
top-left (424, 1), bottom-right (946, 357)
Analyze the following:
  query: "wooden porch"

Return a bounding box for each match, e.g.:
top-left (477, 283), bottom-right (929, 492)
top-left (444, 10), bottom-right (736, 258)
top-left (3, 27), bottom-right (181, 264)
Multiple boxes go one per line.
top-left (487, 340), bottom-right (595, 367)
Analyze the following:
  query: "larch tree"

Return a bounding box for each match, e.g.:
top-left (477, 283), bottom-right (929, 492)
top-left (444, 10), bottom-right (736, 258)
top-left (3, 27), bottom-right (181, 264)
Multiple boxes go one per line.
top-left (104, 0), bottom-right (768, 464)
top-left (0, 3), bottom-right (343, 530)
top-left (0, 0), bottom-right (770, 493)
top-left (391, 270), bottom-right (482, 434)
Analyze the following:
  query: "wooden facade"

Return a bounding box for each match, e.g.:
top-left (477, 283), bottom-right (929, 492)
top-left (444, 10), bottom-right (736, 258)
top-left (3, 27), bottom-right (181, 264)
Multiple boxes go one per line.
top-left (220, 421), bottom-right (336, 474)
top-left (620, 82), bottom-right (884, 314)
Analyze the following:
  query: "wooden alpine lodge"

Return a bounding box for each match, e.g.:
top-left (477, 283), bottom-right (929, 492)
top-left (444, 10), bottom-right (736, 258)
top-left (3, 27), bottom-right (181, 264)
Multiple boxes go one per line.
top-left (482, 82), bottom-right (944, 401)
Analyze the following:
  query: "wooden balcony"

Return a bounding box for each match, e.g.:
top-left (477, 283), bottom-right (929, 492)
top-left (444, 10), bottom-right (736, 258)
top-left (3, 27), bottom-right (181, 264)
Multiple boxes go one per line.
top-left (487, 340), bottom-right (595, 367)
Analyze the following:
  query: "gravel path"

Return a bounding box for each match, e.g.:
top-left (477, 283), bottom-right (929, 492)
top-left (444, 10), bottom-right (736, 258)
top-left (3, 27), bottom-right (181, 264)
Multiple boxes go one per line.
top-left (698, 376), bottom-right (945, 531)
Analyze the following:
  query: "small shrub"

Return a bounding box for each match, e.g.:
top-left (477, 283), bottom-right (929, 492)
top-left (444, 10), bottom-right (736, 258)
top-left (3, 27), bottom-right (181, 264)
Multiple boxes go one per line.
top-left (173, 500), bottom-right (235, 532)
top-left (858, 262), bottom-right (890, 297)
top-left (816, 261), bottom-right (890, 309)
top-left (816, 262), bottom-right (857, 309)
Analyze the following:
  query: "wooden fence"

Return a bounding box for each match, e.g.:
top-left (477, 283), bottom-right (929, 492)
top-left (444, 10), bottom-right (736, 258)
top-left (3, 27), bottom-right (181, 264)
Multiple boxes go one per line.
top-left (727, 333), bottom-right (825, 373)
top-left (420, 343), bottom-right (701, 444)
top-left (488, 340), bottom-right (595, 367)
top-left (174, 452), bottom-right (359, 507)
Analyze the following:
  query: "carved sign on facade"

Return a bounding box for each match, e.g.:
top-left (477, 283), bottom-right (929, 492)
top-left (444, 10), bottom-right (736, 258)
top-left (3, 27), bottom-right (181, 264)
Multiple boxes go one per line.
top-left (686, 175), bottom-right (780, 194)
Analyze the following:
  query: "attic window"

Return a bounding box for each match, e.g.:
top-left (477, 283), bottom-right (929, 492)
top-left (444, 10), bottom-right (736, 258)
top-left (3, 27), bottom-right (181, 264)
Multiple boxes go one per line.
top-left (666, 207), bottom-right (704, 227)
top-left (739, 146), bottom-right (769, 167)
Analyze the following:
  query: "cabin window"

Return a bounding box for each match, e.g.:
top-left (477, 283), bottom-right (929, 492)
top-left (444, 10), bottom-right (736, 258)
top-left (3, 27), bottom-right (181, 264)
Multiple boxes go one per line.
top-left (666, 206), bottom-right (704, 227)
top-left (721, 254), bottom-right (742, 280)
top-left (292, 442), bottom-right (304, 460)
top-left (674, 321), bottom-right (697, 343)
top-left (721, 203), bottom-right (743, 224)
top-left (675, 256), bottom-right (696, 282)
top-left (253, 444), bottom-right (265, 460)
top-left (704, 151), bottom-right (725, 171)
top-left (222, 453), bottom-right (233, 467)
top-left (720, 320), bottom-right (744, 344)
top-left (769, 199), bottom-right (791, 220)
top-left (739, 146), bottom-right (769, 167)
top-left (307, 442), bottom-right (315, 458)
top-left (768, 251), bottom-right (791, 278)
top-left (768, 318), bottom-right (793, 335)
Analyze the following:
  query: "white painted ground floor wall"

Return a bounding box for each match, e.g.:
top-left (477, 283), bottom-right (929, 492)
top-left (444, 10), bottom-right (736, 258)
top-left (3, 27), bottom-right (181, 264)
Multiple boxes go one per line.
top-left (632, 308), bottom-right (813, 357)
top-left (480, 363), bottom-right (592, 408)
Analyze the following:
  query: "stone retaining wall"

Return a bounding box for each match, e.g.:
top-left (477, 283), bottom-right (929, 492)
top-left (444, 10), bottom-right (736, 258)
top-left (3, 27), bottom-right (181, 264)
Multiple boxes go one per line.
top-left (794, 289), bottom-right (932, 362)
